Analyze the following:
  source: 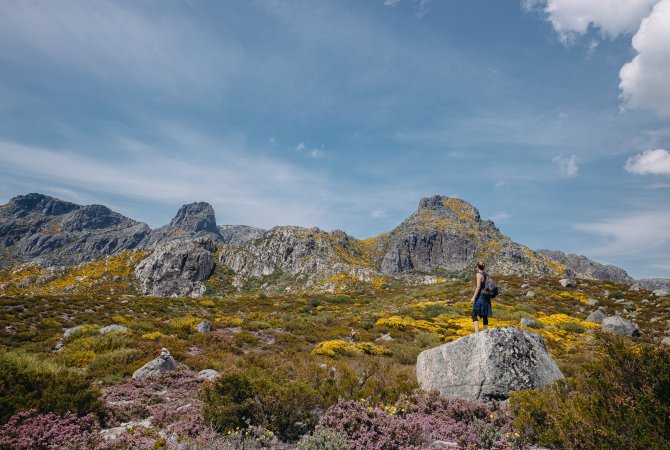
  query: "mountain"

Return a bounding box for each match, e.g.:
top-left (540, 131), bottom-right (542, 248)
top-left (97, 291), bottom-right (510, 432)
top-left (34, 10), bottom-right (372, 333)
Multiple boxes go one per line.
top-left (0, 193), bottom-right (638, 297)
top-left (536, 249), bottom-right (634, 285)
top-left (0, 193), bottom-right (149, 267)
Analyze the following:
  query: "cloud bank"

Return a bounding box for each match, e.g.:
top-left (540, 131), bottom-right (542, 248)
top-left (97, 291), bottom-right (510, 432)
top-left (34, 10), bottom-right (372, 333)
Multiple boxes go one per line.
top-left (625, 148), bottom-right (670, 175)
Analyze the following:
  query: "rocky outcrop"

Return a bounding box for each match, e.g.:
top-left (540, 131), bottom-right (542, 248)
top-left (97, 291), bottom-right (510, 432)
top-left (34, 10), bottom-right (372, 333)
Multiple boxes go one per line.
top-left (218, 225), bottom-right (266, 244)
top-left (380, 196), bottom-right (564, 277)
top-left (0, 193), bottom-right (150, 267)
top-left (639, 278), bottom-right (670, 291)
top-left (219, 226), bottom-right (364, 282)
top-left (134, 238), bottom-right (216, 297)
top-left (139, 202), bottom-right (223, 248)
top-left (601, 316), bottom-right (640, 337)
top-left (537, 249), bottom-right (634, 284)
top-left (132, 348), bottom-right (177, 380)
top-left (416, 327), bottom-right (564, 402)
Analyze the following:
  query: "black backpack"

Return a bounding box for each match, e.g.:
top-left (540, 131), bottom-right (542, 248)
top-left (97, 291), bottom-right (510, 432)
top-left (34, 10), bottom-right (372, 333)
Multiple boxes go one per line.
top-left (481, 272), bottom-right (499, 298)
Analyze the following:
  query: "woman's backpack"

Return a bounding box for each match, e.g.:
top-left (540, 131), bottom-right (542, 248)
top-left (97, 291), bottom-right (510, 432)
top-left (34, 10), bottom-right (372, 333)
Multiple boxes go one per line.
top-left (482, 272), bottom-right (499, 298)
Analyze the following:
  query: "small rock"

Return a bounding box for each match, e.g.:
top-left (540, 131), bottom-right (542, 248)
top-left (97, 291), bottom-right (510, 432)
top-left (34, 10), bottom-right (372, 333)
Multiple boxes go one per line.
top-left (654, 289), bottom-right (669, 298)
top-left (54, 342), bottom-right (64, 351)
top-left (132, 348), bottom-right (177, 380)
top-left (642, 299), bottom-right (650, 304)
top-left (521, 283), bottom-right (530, 289)
top-left (84, 309), bottom-right (94, 313)
top-left (63, 325), bottom-right (83, 339)
top-left (601, 316), bottom-right (640, 337)
top-left (585, 310), bottom-right (606, 324)
top-left (196, 321), bottom-right (211, 334)
top-left (375, 333), bottom-right (394, 342)
top-left (661, 337), bottom-right (670, 346)
top-left (429, 441), bottom-right (460, 449)
top-left (559, 278), bottom-right (576, 288)
top-left (520, 317), bottom-right (538, 327)
top-left (526, 291), bottom-right (535, 298)
top-left (629, 284), bottom-right (640, 292)
top-left (99, 325), bottom-right (128, 334)
top-left (586, 298), bottom-right (599, 306)
top-left (197, 369), bottom-right (220, 381)
top-left (623, 301), bottom-right (636, 308)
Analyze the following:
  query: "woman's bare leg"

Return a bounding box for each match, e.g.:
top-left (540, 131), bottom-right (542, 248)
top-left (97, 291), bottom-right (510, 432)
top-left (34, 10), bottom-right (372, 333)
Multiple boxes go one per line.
top-left (473, 320), bottom-right (479, 333)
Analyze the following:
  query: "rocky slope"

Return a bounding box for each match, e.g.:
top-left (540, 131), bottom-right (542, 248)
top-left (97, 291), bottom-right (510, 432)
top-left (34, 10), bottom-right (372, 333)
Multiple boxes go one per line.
top-left (0, 193), bottom-right (150, 267)
top-left (1, 193), bottom-right (639, 295)
top-left (536, 249), bottom-right (634, 284)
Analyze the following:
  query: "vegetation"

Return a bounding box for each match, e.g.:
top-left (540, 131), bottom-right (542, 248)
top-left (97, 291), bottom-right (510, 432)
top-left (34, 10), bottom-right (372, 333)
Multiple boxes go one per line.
top-left (0, 270), bottom-right (669, 447)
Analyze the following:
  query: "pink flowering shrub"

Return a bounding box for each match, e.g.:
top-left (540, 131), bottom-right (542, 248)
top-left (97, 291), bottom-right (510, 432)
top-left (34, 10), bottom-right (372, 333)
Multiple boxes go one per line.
top-left (320, 391), bottom-right (514, 450)
top-left (0, 409), bottom-right (100, 450)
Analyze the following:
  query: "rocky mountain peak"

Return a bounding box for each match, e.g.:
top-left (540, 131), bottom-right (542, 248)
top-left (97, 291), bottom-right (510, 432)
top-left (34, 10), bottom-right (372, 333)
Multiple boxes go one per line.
top-left (7, 193), bottom-right (78, 218)
top-left (169, 202), bottom-right (217, 233)
top-left (417, 195), bottom-right (481, 223)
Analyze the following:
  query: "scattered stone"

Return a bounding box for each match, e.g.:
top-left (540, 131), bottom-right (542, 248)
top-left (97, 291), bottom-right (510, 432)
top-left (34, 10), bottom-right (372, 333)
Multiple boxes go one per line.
top-left (526, 291), bottom-right (535, 298)
top-left (375, 333), bottom-right (394, 342)
top-left (132, 348), bottom-right (177, 380)
top-left (601, 316), bottom-right (640, 337)
top-left (623, 301), bottom-right (636, 308)
top-left (629, 284), bottom-right (640, 292)
top-left (661, 337), bottom-right (670, 346)
top-left (520, 317), bottom-right (538, 327)
top-left (559, 279), bottom-right (576, 288)
top-left (585, 310), bottom-right (606, 324)
top-left (63, 325), bottom-right (83, 338)
top-left (197, 369), bottom-right (220, 381)
top-left (99, 325), bottom-right (128, 334)
top-left (429, 441), bottom-right (460, 449)
top-left (521, 283), bottom-right (530, 289)
top-left (54, 342), bottom-right (64, 351)
top-left (196, 321), bottom-right (211, 334)
top-left (654, 289), bottom-right (669, 298)
top-left (84, 309), bottom-right (94, 313)
top-left (586, 298), bottom-right (599, 306)
top-left (642, 299), bottom-right (650, 304)
top-left (416, 327), bottom-right (564, 402)
top-left (100, 418), bottom-right (153, 441)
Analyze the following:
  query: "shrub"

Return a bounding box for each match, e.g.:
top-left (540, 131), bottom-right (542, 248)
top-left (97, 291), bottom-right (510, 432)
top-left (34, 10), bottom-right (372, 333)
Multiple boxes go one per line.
top-left (510, 331), bottom-right (670, 449)
top-left (297, 425), bottom-right (349, 450)
top-left (202, 368), bottom-right (322, 442)
top-left (608, 290), bottom-right (625, 299)
top-left (0, 409), bottom-right (100, 449)
top-left (0, 351), bottom-right (103, 423)
top-left (556, 321), bottom-right (586, 333)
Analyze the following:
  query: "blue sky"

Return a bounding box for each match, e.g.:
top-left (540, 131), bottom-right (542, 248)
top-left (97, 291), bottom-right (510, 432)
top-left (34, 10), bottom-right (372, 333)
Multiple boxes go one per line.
top-left (1, 0), bottom-right (669, 278)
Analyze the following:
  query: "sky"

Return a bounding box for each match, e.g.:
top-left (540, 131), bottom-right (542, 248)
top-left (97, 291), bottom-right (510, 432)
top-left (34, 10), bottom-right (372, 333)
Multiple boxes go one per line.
top-left (0, 0), bottom-right (669, 279)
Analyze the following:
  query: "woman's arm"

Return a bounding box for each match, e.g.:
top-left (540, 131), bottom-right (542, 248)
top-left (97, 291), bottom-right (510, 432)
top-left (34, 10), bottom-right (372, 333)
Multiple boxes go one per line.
top-left (471, 273), bottom-right (483, 303)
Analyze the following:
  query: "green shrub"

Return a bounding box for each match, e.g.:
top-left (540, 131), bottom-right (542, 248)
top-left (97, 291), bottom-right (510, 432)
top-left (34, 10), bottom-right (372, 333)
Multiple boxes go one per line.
top-left (0, 350), bottom-right (103, 423)
top-left (557, 321), bottom-right (586, 333)
top-left (202, 368), bottom-right (321, 442)
top-left (297, 425), bottom-right (349, 450)
top-left (510, 332), bottom-right (670, 449)
top-left (608, 290), bottom-right (625, 299)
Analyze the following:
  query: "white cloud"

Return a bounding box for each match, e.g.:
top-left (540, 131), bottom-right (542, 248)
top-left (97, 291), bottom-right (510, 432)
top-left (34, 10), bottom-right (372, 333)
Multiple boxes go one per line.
top-left (552, 154), bottom-right (579, 177)
top-left (625, 148), bottom-right (670, 175)
top-left (490, 212), bottom-right (510, 223)
top-left (619, 0), bottom-right (670, 117)
top-left (524, 0), bottom-right (658, 42)
top-left (296, 142), bottom-right (306, 151)
top-left (494, 180), bottom-right (506, 189)
top-left (576, 211), bottom-right (670, 257)
top-left (370, 209), bottom-right (386, 218)
top-left (310, 146), bottom-right (325, 159)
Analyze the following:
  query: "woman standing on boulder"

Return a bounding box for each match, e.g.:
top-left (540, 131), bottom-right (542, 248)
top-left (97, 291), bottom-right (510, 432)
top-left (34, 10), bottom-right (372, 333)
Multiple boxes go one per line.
top-left (471, 261), bottom-right (492, 333)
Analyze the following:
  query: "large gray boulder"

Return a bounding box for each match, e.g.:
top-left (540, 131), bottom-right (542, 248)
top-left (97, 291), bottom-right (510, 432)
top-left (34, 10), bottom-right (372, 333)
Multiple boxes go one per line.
top-left (134, 238), bottom-right (215, 297)
top-left (132, 348), bottom-right (177, 380)
top-left (585, 310), bottom-right (607, 324)
top-left (601, 316), bottom-right (640, 337)
top-left (416, 327), bottom-right (564, 402)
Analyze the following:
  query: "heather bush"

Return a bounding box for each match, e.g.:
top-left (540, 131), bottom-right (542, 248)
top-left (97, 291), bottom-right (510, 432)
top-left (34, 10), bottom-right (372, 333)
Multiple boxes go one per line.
top-left (320, 391), bottom-right (513, 450)
top-left (510, 331), bottom-right (670, 449)
top-left (0, 351), bottom-right (103, 423)
top-left (0, 408), bottom-right (100, 450)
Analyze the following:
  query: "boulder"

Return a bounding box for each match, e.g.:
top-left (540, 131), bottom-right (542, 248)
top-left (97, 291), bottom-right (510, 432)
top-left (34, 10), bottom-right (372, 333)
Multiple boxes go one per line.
top-left (559, 278), bottom-right (576, 288)
top-left (526, 291), bottom-right (535, 298)
top-left (585, 310), bottom-right (607, 324)
top-left (654, 289), bottom-right (669, 298)
top-left (132, 348), bottom-right (177, 380)
top-left (196, 321), bottom-right (211, 334)
top-left (375, 333), bottom-right (394, 342)
top-left (601, 316), bottom-right (640, 337)
top-left (99, 324), bottom-right (128, 334)
top-left (416, 327), bottom-right (564, 402)
top-left (661, 337), bottom-right (670, 346)
top-left (197, 369), bottom-right (220, 381)
top-left (63, 325), bottom-right (83, 338)
top-left (586, 298), bottom-right (599, 307)
top-left (520, 317), bottom-right (539, 328)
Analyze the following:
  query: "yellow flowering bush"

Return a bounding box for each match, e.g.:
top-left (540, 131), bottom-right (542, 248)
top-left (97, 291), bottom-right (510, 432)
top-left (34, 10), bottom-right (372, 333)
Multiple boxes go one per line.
top-left (312, 340), bottom-right (391, 357)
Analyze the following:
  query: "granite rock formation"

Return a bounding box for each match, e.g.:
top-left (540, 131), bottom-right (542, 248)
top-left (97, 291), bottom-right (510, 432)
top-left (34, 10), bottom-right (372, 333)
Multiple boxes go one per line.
top-left (416, 327), bottom-right (564, 402)
top-left (537, 249), bottom-right (633, 285)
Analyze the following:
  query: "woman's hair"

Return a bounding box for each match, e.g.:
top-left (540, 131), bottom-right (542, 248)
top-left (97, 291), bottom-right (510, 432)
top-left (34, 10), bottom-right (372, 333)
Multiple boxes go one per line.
top-left (476, 261), bottom-right (485, 270)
